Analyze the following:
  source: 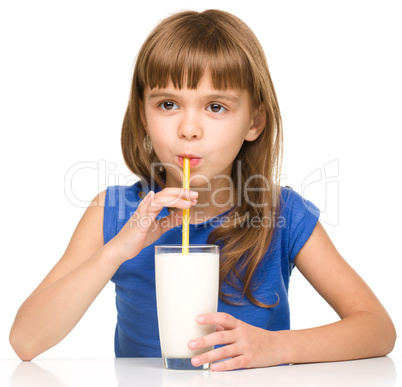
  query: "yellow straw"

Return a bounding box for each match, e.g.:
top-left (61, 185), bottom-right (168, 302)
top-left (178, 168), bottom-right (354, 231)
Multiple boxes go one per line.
top-left (182, 157), bottom-right (190, 255)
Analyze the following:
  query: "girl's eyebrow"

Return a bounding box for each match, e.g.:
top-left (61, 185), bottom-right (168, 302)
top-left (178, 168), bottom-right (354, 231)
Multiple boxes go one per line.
top-left (148, 92), bottom-right (177, 100)
top-left (207, 94), bottom-right (240, 104)
top-left (148, 91), bottom-right (240, 104)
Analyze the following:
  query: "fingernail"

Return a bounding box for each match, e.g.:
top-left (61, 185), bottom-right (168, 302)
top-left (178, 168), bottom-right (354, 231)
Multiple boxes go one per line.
top-left (211, 363), bottom-right (218, 371)
top-left (191, 199), bottom-right (197, 204)
top-left (190, 191), bottom-right (198, 198)
top-left (196, 316), bottom-right (205, 323)
top-left (189, 341), bottom-right (197, 349)
top-left (192, 357), bottom-right (200, 365)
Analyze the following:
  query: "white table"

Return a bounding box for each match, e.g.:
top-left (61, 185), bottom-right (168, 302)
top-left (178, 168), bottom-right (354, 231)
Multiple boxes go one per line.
top-left (1, 356), bottom-right (400, 387)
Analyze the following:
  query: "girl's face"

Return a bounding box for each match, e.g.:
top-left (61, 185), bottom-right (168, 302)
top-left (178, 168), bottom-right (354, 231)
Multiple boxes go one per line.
top-left (141, 72), bottom-right (265, 189)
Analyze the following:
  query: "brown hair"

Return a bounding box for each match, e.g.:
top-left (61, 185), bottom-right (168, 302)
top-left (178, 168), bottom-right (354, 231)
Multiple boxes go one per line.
top-left (121, 9), bottom-right (283, 308)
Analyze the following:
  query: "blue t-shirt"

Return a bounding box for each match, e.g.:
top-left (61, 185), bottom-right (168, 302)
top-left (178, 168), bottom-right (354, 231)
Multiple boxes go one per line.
top-left (103, 181), bottom-right (320, 357)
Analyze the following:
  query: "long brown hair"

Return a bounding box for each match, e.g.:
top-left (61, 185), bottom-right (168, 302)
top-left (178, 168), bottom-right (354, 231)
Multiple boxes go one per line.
top-left (121, 10), bottom-right (283, 308)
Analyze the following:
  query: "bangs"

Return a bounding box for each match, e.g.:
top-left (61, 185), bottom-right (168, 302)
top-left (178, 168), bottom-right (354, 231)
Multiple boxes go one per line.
top-left (137, 13), bottom-right (253, 94)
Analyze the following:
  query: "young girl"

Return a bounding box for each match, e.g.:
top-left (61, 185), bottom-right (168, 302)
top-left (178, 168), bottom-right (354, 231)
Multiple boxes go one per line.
top-left (10, 9), bottom-right (396, 371)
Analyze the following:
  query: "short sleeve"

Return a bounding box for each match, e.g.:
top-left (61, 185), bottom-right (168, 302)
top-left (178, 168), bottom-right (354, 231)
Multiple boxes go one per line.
top-left (103, 186), bottom-right (119, 245)
top-left (281, 187), bottom-right (320, 263)
top-left (103, 184), bottom-right (141, 245)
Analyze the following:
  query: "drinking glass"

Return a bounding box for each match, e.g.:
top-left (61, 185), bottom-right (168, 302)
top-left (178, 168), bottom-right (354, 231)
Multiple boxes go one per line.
top-left (155, 245), bottom-right (219, 370)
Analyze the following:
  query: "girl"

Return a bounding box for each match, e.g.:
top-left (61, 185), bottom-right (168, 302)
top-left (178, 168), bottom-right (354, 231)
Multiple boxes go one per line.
top-left (9, 9), bottom-right (396, 371)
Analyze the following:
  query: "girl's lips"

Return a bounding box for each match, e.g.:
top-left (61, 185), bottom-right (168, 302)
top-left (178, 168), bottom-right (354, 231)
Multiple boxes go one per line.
top-left (178, 156), bottom-right (202, 168)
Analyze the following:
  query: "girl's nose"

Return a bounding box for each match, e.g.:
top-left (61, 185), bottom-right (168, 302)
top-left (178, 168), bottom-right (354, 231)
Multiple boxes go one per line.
top-left (177, 114), bottom-right (203, 140)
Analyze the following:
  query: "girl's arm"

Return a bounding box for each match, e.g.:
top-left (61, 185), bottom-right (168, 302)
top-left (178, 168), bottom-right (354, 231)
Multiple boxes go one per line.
top-left (9, 191), bottom-right (112, 361)
top-left (9, 189), bottom-right (197, 361)
top-left (189, 221), bottom-right (396, 371)
top-left (279, 220), bottom-right (396, 363)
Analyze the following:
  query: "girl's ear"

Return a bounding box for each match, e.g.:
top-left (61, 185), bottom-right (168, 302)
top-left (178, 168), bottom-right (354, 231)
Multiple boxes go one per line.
top-left (245, 105), bottom-right (266, 142)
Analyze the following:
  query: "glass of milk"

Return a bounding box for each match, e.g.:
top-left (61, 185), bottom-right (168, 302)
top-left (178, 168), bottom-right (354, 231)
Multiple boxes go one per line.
top-left (155, 244), bottom-right (220, 370)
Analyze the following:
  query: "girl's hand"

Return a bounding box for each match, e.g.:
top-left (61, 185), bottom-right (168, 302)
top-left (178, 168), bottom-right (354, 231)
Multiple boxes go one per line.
top-left (188, 312), bottom-right (284, 371)
top-left (108, 188), bottom-right (198, 265)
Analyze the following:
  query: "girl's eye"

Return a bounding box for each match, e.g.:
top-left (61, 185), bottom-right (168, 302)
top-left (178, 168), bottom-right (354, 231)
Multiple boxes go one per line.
top-left (207, 104), bottom-right (226, 113)
top-left (160, 101), bottom-right (179, 110)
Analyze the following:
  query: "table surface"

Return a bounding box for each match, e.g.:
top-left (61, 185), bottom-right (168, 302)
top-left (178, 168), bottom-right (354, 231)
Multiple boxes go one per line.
top-left (1, 356), bottom-right (400, 387)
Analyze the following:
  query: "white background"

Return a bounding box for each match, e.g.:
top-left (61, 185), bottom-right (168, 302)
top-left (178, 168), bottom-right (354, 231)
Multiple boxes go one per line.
top-left (1, 0), bottom-right (401, 360)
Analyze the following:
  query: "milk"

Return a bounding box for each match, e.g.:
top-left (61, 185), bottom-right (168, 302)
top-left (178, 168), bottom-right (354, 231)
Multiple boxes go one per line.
top-left (155, 251), bottom-right (219, 359)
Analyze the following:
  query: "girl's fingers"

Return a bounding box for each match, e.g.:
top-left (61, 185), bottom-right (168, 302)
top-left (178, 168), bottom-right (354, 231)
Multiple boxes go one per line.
top-left (158, 187), bottom-right (198, 201)
top-left (131, 188), bottom-right (196, 239)
top-left (137, 190), bottom-right (196, 214)
top-left (150, 193), bottom-right (197, 210)
top-left (135, 192), bottom-right (153, 219)
top-left (196, 313), bottom-right (239, 330)
top-left (189, 315), bottom-right (240, 348)
top-left (153, 188), bottom-right (198, 204)
top-left (191, 344), bottom-right (240, 371)
top-left (216, 325), bottom-right (225, 332)
top-left (152, 197), bottom-right (195, 210)
top-left (189, 329), bottom-right (234, 352)
top-left (209, 356), bottom-right (246, 372)
top-left (188, 313), bottom-right (242, 369)
top-left (138, 191), bottom-right (151, 208)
